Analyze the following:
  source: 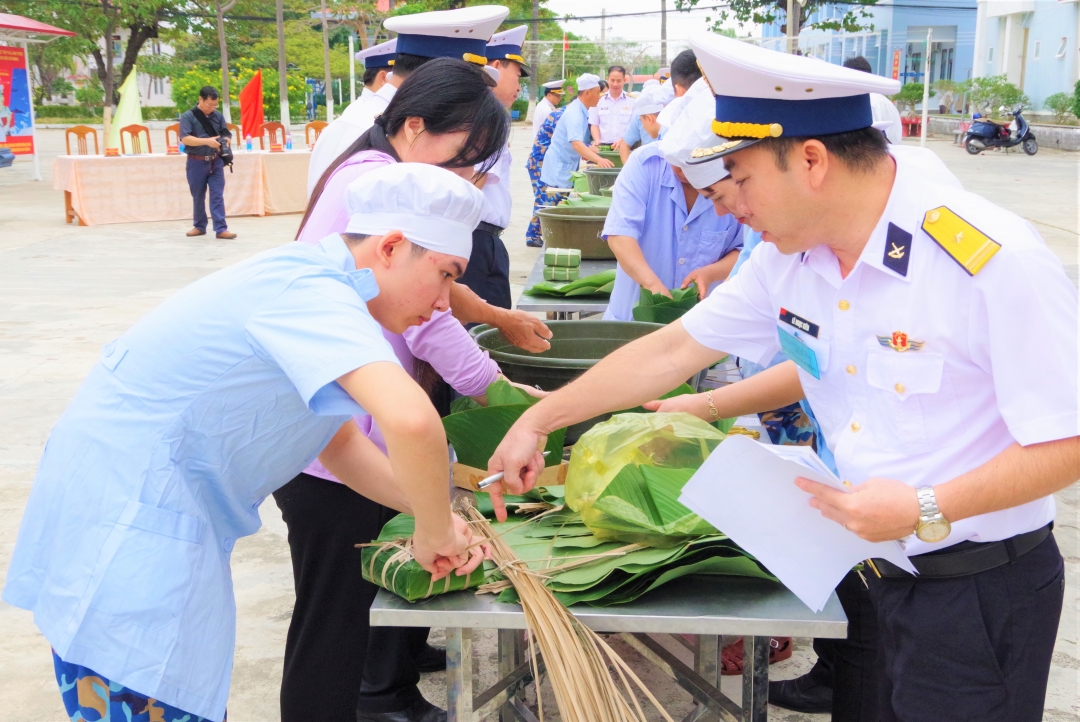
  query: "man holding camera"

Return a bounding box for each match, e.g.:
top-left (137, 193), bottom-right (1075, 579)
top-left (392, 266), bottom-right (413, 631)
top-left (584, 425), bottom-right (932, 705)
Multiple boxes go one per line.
top-left (180, 86), bottom-right (236, 239)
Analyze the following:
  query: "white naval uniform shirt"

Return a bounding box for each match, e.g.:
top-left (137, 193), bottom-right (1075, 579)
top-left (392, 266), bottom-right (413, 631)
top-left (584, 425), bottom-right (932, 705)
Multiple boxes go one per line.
top-left (532, 97), bottom-right (556, 140)
top-left (307, 83), bottom-right (397, 196)
top-left (478, 145), bottom-right (512, 229)
top-left (681, 148), bottom-right (1079, 557)
top-left (588, 90), bottom-right (635, 143)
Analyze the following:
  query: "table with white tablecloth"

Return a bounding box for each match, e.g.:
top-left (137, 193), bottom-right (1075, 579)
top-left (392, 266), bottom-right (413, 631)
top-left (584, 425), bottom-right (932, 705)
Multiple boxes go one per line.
top-left (53, 150), bottom-right (311, 226)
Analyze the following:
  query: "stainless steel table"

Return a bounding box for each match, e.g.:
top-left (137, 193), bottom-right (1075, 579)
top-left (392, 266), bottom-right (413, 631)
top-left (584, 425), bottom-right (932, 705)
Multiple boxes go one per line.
top-left (370, 575), bottom-right (847, 722)
top-left (515, 258), bottom-right (616, 319)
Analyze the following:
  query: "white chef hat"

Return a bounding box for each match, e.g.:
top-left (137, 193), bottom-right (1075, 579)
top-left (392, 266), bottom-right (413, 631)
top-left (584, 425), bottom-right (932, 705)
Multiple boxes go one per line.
top-left (659, 98), bottom-right (731, 190)
top-left (633, 84), bottom-right (670, 117)
top-left (577, 73), bottom-right (601, 91)
top-left (345, 163), bottom-right (484, 259)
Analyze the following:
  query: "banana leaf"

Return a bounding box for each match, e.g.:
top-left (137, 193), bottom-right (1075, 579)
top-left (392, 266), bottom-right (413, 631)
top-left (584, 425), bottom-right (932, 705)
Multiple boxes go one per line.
top-left (443, 379), bottom-right (565, 470)
top-left (560, 193), bottom-right (612, 208)
top-left (523, 269), bottom-right (617, 298)
top-left (632, 284), bottom-right (700, 324)
top-left (360, 513), bottom-right (486, 602)
top-left (585, 465), bottom-right (719, 546)
top-left (569, 170), bottom-right (590, 193)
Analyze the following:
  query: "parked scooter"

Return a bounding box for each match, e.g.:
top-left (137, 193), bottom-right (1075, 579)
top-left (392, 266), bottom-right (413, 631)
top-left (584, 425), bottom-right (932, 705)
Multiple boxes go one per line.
top-left (964, 106), bottom-right (1038, 155)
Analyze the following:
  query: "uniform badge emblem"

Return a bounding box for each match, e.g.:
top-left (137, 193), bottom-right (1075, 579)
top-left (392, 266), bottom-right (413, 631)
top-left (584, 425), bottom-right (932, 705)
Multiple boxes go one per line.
top-left (882, 223), bottom-right (911, 276)
top-left (877, 331), bottom-right (924, 352)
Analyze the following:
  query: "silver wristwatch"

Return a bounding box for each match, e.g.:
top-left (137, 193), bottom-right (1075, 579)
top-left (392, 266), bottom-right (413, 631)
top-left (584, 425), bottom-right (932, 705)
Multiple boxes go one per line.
top-left (914, 486), bottom-right (951, 543)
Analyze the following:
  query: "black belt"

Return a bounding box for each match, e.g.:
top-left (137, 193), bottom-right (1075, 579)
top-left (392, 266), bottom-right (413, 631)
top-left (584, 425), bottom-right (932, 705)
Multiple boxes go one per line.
top-left (873, 524), bottom-right (1051, 579)
top-left (477, 221), bottom-right (504, 237)
top-left (187, 154), bottom-right (217, 161)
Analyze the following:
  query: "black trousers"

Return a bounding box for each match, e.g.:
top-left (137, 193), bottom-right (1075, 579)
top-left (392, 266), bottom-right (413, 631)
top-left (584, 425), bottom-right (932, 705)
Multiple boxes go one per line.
top-left (458, 228), bottom-right (511, 310)
top-left (806, 570), bottom-right (881, 722)
top-left (272, 473), bottom-right (427, 722)
top-left (867, 532), bottom-right (1064, 722)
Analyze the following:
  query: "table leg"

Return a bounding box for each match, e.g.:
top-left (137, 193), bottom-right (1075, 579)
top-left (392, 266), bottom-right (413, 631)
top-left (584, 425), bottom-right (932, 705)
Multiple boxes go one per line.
top-left (446, 627), bottom-right (474, 722)
top-left (64, 191), bottom-right (75, 224)
top-left (741, 636), bottom-right (769, 722)
top-left (498, 629), bottom-right (525, 722)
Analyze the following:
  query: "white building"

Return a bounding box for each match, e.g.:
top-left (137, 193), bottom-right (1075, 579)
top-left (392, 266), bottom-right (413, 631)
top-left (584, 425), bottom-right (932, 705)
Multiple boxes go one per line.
top-left (45, 30), bottom-right (174, 108)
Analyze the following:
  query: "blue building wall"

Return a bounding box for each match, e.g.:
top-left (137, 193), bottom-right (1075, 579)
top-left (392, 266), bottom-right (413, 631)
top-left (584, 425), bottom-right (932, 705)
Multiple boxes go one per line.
top-left (763, 0), bottom-right (977, 87)
top-left (976, 0), bottom-right (1078, 111)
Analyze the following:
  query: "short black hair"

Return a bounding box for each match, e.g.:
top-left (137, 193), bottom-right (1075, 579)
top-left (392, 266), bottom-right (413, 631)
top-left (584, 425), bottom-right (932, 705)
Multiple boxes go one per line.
top-left (199, 86), bottom-right (219, 100)
top-left (757, 126), bottom-right (889, 174)
top-left (670, 50), bottom-right (701, 89)
top-left (598, 79), bottom-right (608, 91)
top-left (362, 66), bottom-right (384, 87)
top-left (607, 65), bottom-right (627, 77)
top-left (843, 56), bottom-right (874, 74)
top-left (390, 52), bottom-right (432, 78)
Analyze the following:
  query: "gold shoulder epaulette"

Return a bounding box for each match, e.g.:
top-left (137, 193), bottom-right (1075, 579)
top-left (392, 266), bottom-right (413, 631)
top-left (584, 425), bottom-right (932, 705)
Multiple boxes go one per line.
top-left (921, 206), bottom-right (1001, 276)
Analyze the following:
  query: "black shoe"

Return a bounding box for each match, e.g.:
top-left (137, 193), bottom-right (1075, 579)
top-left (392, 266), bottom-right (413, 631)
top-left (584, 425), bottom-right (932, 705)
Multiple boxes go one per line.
top-left (526, 239), bottom-right (543, 248)
top-left (357, 698), bottom-right (446, 722)
top-left (768, 673), bottom-right (832, 714)
top-left (414, 643), bottom-right (447, 674)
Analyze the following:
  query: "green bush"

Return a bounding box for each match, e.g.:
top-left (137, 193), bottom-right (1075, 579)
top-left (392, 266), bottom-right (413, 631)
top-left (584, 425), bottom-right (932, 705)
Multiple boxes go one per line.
top-left (1043, 92), bottom-right (1073, 124)
top-left (35, 105), bottom-right (100, 118)
top-left (962, 75), bottom-right (1029, 115)
top-left (510, 98), bottom-right (529, 117)
top-left (1072, 80), bottom-right (1080, 120)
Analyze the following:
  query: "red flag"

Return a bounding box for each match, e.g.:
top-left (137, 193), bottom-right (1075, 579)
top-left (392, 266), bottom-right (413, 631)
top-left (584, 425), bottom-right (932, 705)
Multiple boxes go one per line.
top-left (239, 70), bottom-right (265, 139)
top-left (563, 33), bottom-right (569, 51)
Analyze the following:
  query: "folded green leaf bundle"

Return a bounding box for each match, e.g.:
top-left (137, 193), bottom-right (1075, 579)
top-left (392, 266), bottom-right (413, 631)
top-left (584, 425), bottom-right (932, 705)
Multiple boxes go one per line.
top-left (631, 283), bottom-right (700, 324)
top-left (444, 379), bottom-right (566, 470)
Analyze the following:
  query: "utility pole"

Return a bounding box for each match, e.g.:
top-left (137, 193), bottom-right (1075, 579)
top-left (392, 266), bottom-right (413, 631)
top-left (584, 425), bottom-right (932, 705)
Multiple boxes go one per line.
top-left (349, 33), bottom-right (355, 104)
top-left (527, 0), bottom-right (539, 122)
top-left (321, 0), bottom-right (334, 123)
top-left (660, 0), bottom-right (667, 66)
top-left (920, 27), bottom-right (932, 147)
top-left (276, 0), bottom-right (290, 127)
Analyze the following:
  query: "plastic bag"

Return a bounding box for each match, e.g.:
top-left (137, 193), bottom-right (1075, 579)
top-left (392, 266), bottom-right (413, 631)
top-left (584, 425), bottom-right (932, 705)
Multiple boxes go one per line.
top-left (565, 412), bottom-right (726, 540)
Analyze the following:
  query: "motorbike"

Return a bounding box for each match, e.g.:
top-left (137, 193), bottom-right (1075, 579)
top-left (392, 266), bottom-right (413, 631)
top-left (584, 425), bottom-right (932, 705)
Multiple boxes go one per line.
top-left (964, 106), bottom-right (1038, 155)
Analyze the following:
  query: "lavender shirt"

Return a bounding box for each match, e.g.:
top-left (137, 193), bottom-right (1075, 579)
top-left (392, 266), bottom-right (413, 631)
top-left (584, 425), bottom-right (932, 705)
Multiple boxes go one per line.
top-left (298, 150), bottom-right (500, 477)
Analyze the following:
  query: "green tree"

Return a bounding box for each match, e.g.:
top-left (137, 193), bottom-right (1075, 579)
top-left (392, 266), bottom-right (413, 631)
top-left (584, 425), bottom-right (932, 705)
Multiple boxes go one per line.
top-left (961, 75), bottom-right (1030, 115)
top-left (931, 79), bottom-right (960, 114)
top-left (1072, 80), bottom-right (1080, 120)
top-left (891, 82), bottom-right (926, 114)
top-left (674, 0), bottom-right (879, 34)
top-left (1043, 92), bottom-right (1073, 124)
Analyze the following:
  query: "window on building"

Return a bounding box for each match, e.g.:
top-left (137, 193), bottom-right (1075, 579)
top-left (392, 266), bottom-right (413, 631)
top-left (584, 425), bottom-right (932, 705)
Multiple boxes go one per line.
top-left (1057, 37), bottom-right (1068, 58)
top-left (988, 46), bottom-right (994, 63)
top-left (1033, 41), bottom-right (1040, 60)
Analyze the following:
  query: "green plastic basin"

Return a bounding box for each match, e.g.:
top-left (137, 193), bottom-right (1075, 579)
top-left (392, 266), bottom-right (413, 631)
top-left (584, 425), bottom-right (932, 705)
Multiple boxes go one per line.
top-left (536, 205), bottom-right (613, 260)
top-left (472, 321), bottom-right (664, 442)
top-left (598, 149), bottom-right (624, 167)
top-left (584, 167), bottom-right (621, 196)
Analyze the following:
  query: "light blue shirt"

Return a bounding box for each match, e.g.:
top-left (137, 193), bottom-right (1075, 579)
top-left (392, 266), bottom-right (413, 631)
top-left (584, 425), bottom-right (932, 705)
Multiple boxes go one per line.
top-left (601, 144), bottom-right (744, 321)
top-left (621, 115), bottom-right (657, 149)
top-left (2, 234), bottom-right (399, 722)
top-left (539, 97), bottom-right (590, 189)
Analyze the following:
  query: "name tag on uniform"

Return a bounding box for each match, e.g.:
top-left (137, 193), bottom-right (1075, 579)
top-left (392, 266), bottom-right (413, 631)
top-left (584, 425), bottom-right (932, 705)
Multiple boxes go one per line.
top-left (779, 308), bottom-right (819, 338)
top-left (777, 327), bottom-right (821, 379)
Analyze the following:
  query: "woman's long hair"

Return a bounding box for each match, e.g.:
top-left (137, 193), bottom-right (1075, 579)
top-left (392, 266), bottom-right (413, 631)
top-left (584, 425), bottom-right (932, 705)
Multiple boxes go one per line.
top-left (298, 58), bottom-right (509, 237)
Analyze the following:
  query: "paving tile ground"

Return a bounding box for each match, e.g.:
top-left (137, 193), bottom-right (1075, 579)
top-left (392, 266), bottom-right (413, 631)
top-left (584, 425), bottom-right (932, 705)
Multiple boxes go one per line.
top-left (0, 127), bottom-right (1076, 721)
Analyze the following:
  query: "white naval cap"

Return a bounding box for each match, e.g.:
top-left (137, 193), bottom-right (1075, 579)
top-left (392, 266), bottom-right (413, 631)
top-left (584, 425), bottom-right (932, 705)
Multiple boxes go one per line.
top-left (686, 29), bottom-right (902, 162)
top-left (659, 97), bottom-right (731, 189)
top-left (383, 6), bottom-right (509, 66)
top-left (576, 72), bottom-right (601, 91)
top-left (345, 163), bottom-right (484, 260)
top-left (487, 25), bottom-right (532, 76)
top-left (633, 84), bottom-right (670, 116)
top-left (542, 78), bottom-right (566, 94)
top-left (355, 38), bottom-right (396, 69)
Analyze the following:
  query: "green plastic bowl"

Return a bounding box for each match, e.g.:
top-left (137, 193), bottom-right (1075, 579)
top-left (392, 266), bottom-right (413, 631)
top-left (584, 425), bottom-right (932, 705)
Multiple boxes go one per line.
top-left (584, 167), bottom-right (621, 196)
top-left (472, 321), bottom-right (664, 443)
top-left (598, 149), bottom-right (624, 167)
top-left (536, 205), bottom-right (613, 260)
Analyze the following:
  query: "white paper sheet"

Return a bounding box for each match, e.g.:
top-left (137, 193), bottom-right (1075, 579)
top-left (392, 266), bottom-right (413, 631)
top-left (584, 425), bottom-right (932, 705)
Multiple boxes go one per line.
top-left (679, 435), bottom-right (916, 612)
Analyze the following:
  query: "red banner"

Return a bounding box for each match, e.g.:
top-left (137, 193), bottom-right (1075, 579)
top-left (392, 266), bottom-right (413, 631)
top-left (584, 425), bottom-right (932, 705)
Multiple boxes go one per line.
top-left (0, 46), bottom-right (34, 155)
top-left (239, 70), bottom-right (265, 140)
top-left (891, 49), bottom-right (901, 81)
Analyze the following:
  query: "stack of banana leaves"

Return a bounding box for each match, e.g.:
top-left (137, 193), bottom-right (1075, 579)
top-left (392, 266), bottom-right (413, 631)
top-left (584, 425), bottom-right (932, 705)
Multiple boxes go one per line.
top-left (362, 409), bottom-right (775, 606)
top-left (523, 269), bottom-right (616, 299)
top-left (631, 283), bottom-right (700, 324)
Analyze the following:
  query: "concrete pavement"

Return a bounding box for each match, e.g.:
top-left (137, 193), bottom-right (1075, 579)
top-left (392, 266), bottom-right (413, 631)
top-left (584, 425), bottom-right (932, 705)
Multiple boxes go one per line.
top-left (0, 127), bottom-right (1076, 721)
